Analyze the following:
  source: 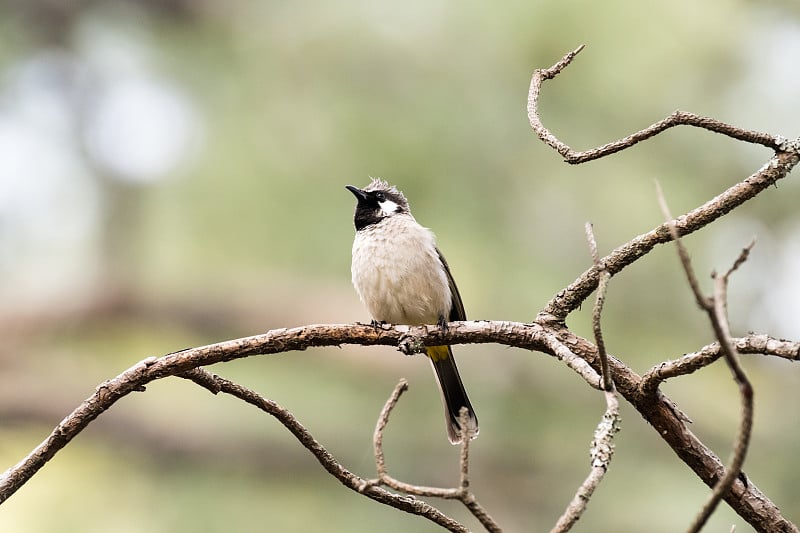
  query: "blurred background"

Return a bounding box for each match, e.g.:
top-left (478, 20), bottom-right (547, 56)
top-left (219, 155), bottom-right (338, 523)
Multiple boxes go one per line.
top-left (0, 1), bottom-right (799, 531)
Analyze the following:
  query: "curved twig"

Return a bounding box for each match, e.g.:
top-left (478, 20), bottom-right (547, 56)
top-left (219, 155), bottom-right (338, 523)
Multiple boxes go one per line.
top-left (368, 385), bottom-right (501, 532)
top-left (527, 45), bottom-right (783, 164)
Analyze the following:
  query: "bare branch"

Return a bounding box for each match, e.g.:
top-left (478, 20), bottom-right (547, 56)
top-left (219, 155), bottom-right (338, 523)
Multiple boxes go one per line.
top-left (657, 188), bottom-right (755, 533)
top-left (529, 47), bottom-right (800, 326)
top-left (551, 327), bottom-right (795, 532)
top-left (539, 150), bottom-right (798, 325)
top-left (640, 334), bottom-right (800, 395)
top-left (550, 224), bottom-right (620, 532)
top-left (368, 382), bottom-right (500, 532)
top-left (550, 390), bottom-right (620, 533)
top-left (198, 370), bottom-right (469, 532)
top-left (1, 45), bottom-right (799, 533)
top-left (538, 328), bottom-right (604, 390)
top-left (371, 379), bottom-right (409, 481)
top-left (687, 257), bottom-right (755, 533)
top-left (0, 321), bottom-right (551, 506)
top-left (456, 408), bottom-right (500, 533)
top-left (585, 222), bottom-right (613, 392)
top-left (655, 181), bottom-right (708, 308)
top-left (528, 47), bottom-right (783, 164)
top-left (1, 318), bottom-right (795, 531)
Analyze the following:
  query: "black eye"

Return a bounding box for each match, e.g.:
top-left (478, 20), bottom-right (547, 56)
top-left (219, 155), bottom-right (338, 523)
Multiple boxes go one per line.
top-left (374, 191), bottom-right (385, 202)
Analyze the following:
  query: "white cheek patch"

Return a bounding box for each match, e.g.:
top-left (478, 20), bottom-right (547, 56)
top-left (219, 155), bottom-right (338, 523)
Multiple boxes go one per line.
top-left (379, 199), bottom-right (400, 216)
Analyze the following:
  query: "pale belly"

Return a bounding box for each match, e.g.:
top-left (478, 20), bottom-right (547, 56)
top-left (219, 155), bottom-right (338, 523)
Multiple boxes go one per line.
top-left (351, 220), bottom-right (451, 325)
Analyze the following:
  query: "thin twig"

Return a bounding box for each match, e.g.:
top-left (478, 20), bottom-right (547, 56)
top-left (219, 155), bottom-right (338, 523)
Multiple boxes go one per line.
top-left (640, 334), bottom-right (800, 395)
top-left (369, 382), bottom-right (501, 532)
top-left (458, 407), bottom-right (471, 491)
top-left (550, 390), bottom-right (620, 533)
top-left (372, 379), bottom-right (409, 480)
top-left (369, 379), bottom-right (460, 498)
top-left (528, 47), bottom-right (782, 165)
top-left (585, 223), bottom-right (613, 392)
top-left (456, 408), bottom-right (500, 533)
top-left (539, 329), bottom-right (604, 390)
top-left (550, 224), bottom-right (620, 532)
top-left (657, 185), bottom-right (755, 533)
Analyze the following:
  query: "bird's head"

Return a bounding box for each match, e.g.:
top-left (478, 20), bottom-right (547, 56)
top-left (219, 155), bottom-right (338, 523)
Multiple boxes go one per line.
top-left (346, 178), bottom-right (410, 230)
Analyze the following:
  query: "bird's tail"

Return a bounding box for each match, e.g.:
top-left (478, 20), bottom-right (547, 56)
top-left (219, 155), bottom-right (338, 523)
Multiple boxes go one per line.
top-left (426, 345), bottom-right (479, 444)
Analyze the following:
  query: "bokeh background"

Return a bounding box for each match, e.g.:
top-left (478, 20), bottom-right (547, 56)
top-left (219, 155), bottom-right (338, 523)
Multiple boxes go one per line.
top-left (1, 1), bottom-right (799, 531)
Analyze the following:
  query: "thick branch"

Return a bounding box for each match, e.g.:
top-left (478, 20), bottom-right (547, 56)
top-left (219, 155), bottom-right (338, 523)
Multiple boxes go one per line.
top-left (2, 321), bottom-right (796, 532)
top-left (0, 321), bottom-right (549, 504)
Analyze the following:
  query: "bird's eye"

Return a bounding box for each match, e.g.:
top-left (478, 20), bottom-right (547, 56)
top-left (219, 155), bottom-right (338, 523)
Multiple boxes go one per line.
top-left (374, 191), bottom-right (386, 202)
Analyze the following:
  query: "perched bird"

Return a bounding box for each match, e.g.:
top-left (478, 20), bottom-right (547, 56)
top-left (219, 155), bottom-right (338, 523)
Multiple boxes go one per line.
top-left (346, 178), bottom-right (478, 444)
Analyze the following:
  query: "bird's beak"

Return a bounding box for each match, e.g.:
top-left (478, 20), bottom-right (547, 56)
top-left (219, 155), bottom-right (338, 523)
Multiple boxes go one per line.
top-left (345, 185), bottom-right (368, 202)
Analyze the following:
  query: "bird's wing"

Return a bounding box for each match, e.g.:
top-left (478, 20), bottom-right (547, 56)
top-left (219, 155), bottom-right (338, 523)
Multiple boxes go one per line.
top-left (436, 247), bottom-right (466, 322)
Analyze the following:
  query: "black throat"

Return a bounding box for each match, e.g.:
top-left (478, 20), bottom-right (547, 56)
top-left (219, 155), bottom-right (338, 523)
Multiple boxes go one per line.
top-left (353, 205), bottom-right (384, 231)
top-left (349, 188), bottom-right (407, 231)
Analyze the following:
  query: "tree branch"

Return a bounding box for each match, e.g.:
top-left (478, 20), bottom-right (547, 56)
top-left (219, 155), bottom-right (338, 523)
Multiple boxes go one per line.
top-left (181, 369), bottom-right (468, 532)
top-left (528, 48), bottom-right (800, 326)
top-left (365, 383), bottom-right (501, 532)
top-left (2, 46), bottom-right (799, 533)
top-left (657, 186), bottom-right (755, 532)
top-left (551, 326), bottom-right (796, 532)
top-left (525, 50), bottom-right (797, 529)
top-left (550, 390), bottom-right (620, 533)
top-left (3, 319), bottom-right (794, 531)
top-left (0, 321), bottom-right (551, 505)
top-left (527, 45), bottom-right (784, 163)
top-left (551, 225), bottom-right (620, 532)
top-left (640, 335), bottom-right (800, 395)
top-left (539, 149), bottom-right (798, 326)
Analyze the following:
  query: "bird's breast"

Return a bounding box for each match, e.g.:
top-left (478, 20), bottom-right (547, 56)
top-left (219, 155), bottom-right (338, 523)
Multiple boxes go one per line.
top-left (351, 217), bottom-right (451, 325)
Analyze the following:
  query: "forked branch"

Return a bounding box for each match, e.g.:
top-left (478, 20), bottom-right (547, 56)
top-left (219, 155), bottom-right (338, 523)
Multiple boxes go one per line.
top-left (365, 380), bottom-right (500, 533)
top-left (528, 47), bottom-right (800, 325)
top-left (527, 46), bottom-right (798, 532)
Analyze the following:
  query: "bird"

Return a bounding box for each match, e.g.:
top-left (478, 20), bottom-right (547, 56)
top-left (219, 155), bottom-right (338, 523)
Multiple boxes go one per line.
top-left (346, 178), bottom-right (478, 444)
